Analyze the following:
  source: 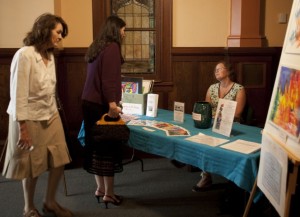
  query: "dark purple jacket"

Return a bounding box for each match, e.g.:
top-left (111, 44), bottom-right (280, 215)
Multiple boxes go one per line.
top-left (82, 42), bottom-right (122, 105)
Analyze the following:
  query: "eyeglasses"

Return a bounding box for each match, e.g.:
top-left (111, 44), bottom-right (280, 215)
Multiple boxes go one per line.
top-left (214, 67), bottom-right (226, 73)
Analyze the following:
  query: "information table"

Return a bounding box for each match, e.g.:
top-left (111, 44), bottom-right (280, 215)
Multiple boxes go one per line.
top-left (127, 109), bottom-right (262, 194)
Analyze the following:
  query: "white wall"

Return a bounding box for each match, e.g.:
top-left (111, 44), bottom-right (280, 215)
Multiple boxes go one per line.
top-left (0, 0), bottom-right (92, 48)
top-left (0, 0), bottom-right (293, 48)
top-left (59, 0), bottom-right (93, 47)
top-left (173, 0), bottom-right (230, 47)
top-left (0, 0), bottom-right (54, 48)
top-left (265, 0), bottom-right (293, 46)
top-left (173, 0), bottom-right (293, 47)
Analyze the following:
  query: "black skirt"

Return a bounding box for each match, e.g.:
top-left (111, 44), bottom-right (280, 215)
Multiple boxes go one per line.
top-left (82, 100), bottom-right (123, 176)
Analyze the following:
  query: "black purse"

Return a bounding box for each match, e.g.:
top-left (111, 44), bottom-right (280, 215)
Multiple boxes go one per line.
top-left (91, 114), bottom-right (130, 143)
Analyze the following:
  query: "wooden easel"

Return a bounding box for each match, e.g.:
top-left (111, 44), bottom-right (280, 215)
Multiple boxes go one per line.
top-left (243, 1), bottom-right (300, 216)
top-left (243, 140), bottom-right (300, 217)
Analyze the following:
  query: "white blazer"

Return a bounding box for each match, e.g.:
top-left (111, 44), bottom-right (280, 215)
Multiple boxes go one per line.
top-left (7, 46), bottom-right (58, 121)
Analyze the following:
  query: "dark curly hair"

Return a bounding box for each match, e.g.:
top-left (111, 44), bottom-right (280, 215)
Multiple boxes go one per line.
top-left (23, 13), bottom-right (68, 53)
top-left (85, 15), bottom-right (126, 63)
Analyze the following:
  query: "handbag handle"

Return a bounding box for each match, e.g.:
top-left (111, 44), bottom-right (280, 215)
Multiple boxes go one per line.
top-left (96, 113), bottom-right (125, 125)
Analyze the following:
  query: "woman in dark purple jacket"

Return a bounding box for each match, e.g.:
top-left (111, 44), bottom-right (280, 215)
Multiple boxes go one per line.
top-left (81, 15), bottom-right (126, 208)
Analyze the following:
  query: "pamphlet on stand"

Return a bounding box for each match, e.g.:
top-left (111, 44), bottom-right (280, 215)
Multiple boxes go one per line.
top-left (174, 101), bottom-right (185, 123)
top-left (212, 98), bottom-right (237, 137)
top-left (121, 78), bottom-right (155, 115)
top-left (122, 93), bottom-right (147, 115)
top-left (146, 93), bottom-right (159, 117)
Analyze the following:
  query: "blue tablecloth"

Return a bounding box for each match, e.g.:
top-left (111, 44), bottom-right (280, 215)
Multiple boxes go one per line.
top-left (127, 109), bottom-right (262, 194)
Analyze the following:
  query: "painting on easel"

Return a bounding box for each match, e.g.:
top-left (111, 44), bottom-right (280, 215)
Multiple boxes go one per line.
top-left (285, 0), bottom-right (300, 54)
top-left (268, 65), bottom-right (300, 140)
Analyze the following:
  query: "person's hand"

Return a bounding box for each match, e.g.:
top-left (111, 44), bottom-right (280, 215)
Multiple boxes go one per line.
top-left (17, 121), bottom-right (33, 151)
top-left (108, 105), bottom-right (122, 118)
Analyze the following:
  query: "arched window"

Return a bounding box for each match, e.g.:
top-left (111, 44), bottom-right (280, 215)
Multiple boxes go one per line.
top-left (112, 0), bottom-right (155, 74)
top-left (92, 0), bottom-right (171, 81)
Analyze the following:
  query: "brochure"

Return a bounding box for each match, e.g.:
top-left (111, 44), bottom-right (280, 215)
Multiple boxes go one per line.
top-left (174, 101), bottom-right (185, 123)
top-left (212, 98), bottom-right (237, 137)
top-left (146, 93), bottom-right (159, 117)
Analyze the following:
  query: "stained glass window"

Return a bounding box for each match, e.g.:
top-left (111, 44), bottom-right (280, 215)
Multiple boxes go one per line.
top-left (112, 0), bottom-right (155, 73)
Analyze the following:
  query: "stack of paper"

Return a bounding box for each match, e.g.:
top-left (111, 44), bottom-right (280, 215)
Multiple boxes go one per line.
top-left (220, 139), bottom-right (261, 154)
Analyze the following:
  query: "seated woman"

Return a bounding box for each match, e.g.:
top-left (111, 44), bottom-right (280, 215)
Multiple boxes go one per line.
top-left (192, 60), bottom-right (246, 192)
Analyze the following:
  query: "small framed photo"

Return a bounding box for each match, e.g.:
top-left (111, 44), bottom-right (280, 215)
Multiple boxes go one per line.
top-left (121, 76), bottom-right (143, 94)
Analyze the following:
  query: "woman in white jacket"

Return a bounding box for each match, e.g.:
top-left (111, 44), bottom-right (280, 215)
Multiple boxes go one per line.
top-left (2, 13), bottom-right (73, 217)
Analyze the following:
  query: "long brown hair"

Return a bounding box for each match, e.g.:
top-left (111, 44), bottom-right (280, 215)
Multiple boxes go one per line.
top-left (23, 13), bottom-right (68, 53)
top-left (85, 15), bottom-right (126, 63)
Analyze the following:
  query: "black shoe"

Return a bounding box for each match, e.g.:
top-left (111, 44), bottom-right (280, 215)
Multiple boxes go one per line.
top-left (103, 195), bottom-right (123, 209)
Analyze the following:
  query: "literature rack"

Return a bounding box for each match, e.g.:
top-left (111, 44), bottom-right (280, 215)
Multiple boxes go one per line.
top-left (121, 78), bottom-right (154, 115)
top-left (122, 93), bottom-right (148, 115)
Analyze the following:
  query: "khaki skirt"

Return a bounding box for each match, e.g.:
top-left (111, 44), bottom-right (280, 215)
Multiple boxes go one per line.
top-left (2, 112), bottom-right (71, 180)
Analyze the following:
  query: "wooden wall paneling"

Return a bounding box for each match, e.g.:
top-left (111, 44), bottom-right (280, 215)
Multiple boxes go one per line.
top-left (0, 48), bottom-right (16, 163)
top-left (62, 62), bottom-right (86, 127)
top-left (0, 49), bottom-right (16, 142)
top-left (232, 57), bottom-right (278, 127)
top-left (198, 62), bottom-right (219, 100)
top-left (92, 0), bottom-right (111, 39)
top-left (0, 65), bottom-right (10, 140)
top-left (151, 81), bottom-right (173, 110)
top-left (236, 62), bottom-right (266, 126)
top-left (55, 48), bottom-right (87, 168)
top-left (237, 62), bottom-right (266, 88)
top-left (56, 49), bottom-right (87, 132)
top-left (169, 61), bottom-right (199, 113)
top-left (171, 47), bottom-right (281, 127)
top-left (159, 0), bottom-right (172, 82)
top-left (0, 63), bottom-right (10, 169)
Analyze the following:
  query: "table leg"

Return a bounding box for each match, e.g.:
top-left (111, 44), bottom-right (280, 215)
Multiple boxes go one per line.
top-left (284, 164), bottom-right (298, 217)
top-left (123, 148), bottom-right (144, 171)
top-left (242, 177), bottom-right (257, 217)
top-left (63, 171), bottom-right (68, 196)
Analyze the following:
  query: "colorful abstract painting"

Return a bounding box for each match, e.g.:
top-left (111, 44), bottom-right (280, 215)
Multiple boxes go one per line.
top-left (122, 81), bottom-right (139, 93)
top-left (121, 76), bottom-right (143, 94)
top-left (285, 0), bottom-right (300, 54)
top-left (269, 66), bottom-right (300, 138)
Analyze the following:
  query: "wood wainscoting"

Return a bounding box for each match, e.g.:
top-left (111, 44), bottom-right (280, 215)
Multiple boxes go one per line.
top-left (0, 47), bottom-right (281, 167)
top-left (170, 47), bottom-right (282, 127)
